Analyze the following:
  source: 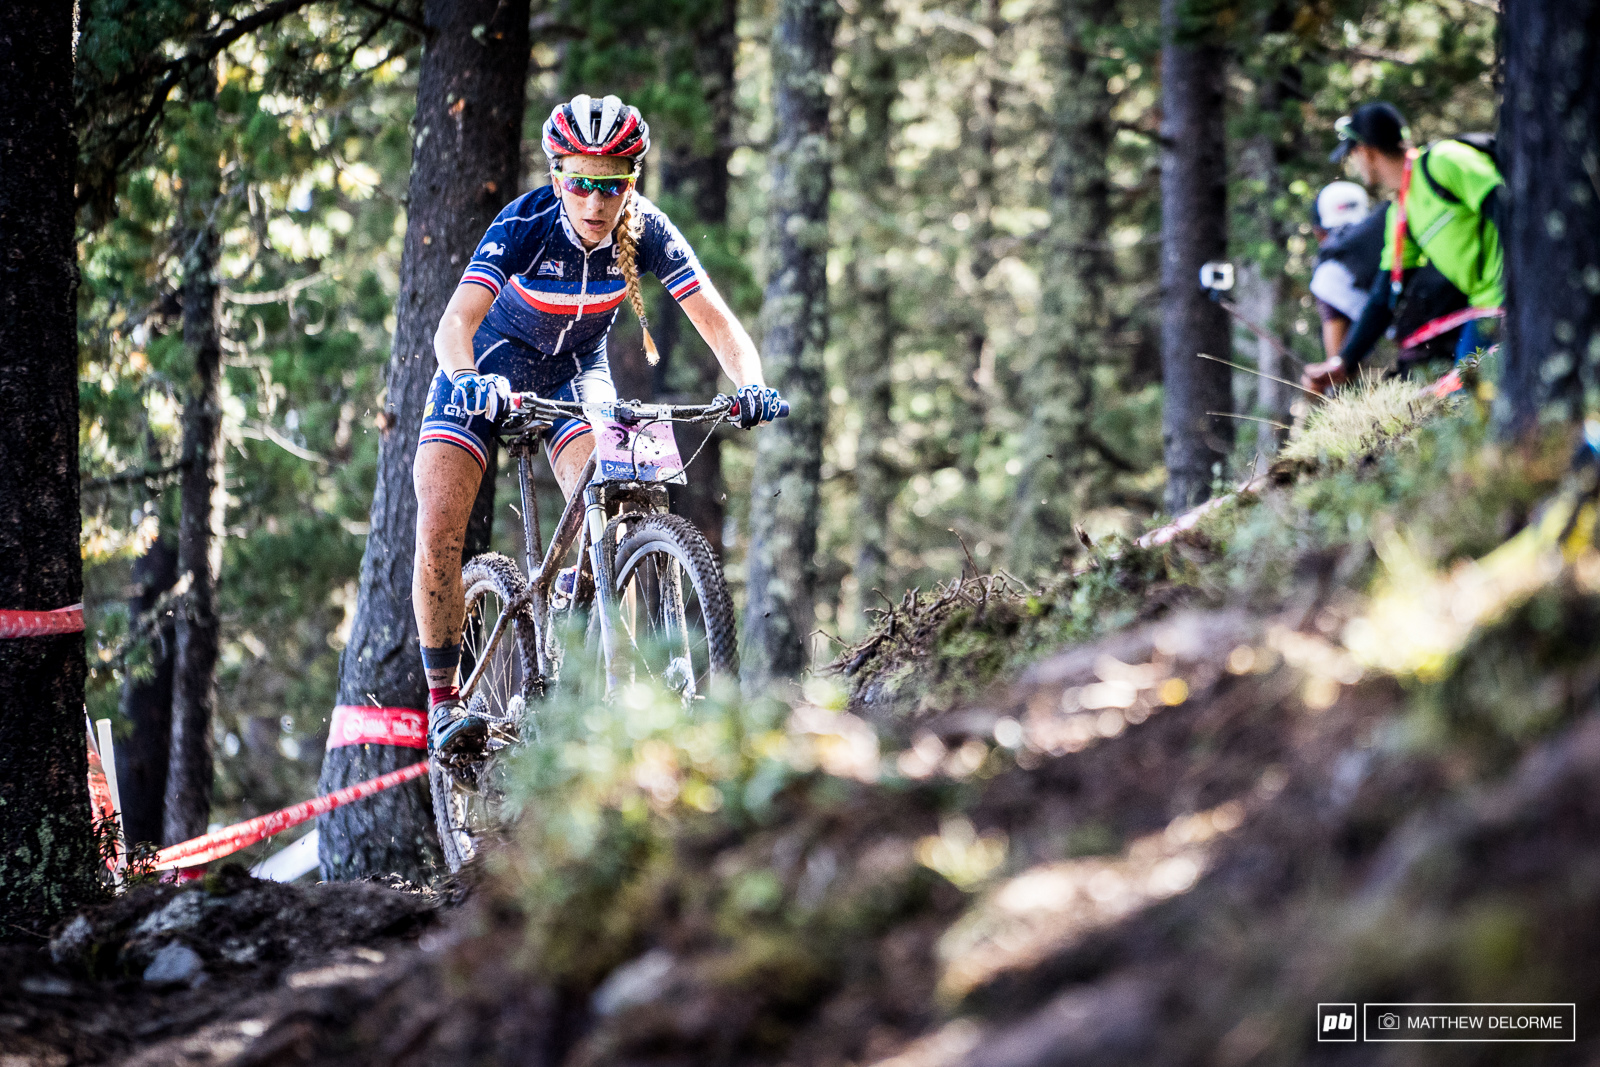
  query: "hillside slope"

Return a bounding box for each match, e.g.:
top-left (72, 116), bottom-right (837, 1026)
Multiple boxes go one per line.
top-left (11, 382), bottom-right (1600, 1066)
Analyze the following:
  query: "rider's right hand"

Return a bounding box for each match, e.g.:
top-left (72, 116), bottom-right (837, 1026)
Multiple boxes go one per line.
top-left (450, 369), bottom-right (513, 422)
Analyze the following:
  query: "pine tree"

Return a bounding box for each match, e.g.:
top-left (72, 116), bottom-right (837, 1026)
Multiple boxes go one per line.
top-left (317, 0), bottom-right (529, 881)
top-left (164, 69), bottom-right (227, 845)
top-left (845, 0), bottom-right (901, 616)
top-left (657, 0), bottom-right (740, 556)
top-left (0, 0), bottom-right (102, 931)
top-left (1158, 0), bottom-right (1233, 512)
top-left (119, 535), bottom-right (177, 848)
top-left (954, 0), bottom-right (1005, 477)
top-left (1008, 0), bottom-right (1116, 575)
top-left (1498, 0), bottom-right (1600, 431)
top-left (743, 0), bottom-right (840, 685)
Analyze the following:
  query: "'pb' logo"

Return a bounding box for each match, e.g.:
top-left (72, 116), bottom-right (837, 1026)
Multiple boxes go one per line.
top-left (1317, 1004), bottom-right (1358, 1042)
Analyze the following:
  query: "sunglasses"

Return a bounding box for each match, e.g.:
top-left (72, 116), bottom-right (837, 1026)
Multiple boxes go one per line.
top-left (553, 170), bottom-right (637, 198)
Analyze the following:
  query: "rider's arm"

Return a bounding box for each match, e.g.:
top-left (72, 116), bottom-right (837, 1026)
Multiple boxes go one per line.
top-left (679, 284), bottom-right (765, 389)
top-left (1337, 270), bottom-right (1396, 373)
top-left (433, 284), bottom-right (495, 378)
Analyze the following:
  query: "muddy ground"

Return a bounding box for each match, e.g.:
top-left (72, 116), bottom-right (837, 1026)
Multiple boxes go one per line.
top-left (7, 574), bottom-right (1600, 1065)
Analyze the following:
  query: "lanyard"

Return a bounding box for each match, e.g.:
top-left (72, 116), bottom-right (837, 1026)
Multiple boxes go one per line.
top-left (1390, 150), bottom-right (1418, 305)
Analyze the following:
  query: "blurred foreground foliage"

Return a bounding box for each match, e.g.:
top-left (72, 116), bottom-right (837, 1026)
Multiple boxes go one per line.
top-left (433, 385), bottom-right (1600, 1063)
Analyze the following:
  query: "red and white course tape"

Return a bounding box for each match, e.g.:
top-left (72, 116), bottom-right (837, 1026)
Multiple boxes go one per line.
top-left (0, 604), bottom-right (84, 638)
top-left (1399, 305), bottom-right (1503, 351)
top-left (152, 760), bottom-right (429, 870)
top-left (326, 705), bottom-right (427, 750)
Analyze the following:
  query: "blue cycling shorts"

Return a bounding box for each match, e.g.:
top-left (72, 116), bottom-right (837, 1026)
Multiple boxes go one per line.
top-left (417, 336), bottom-right (617, 473)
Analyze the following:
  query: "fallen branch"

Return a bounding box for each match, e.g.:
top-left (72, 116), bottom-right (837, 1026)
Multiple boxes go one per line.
top-left (82, 459), bottom-right (188, 490)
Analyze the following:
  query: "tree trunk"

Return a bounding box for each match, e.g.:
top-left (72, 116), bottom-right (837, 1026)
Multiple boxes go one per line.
top-left (1236, 34), bottom-right (1298, 460)
top-left (847, 0), bottom-right (899, 619)
top-left (163, 75), bottom-right (226, 845)
top-left (1233, 260), bottom-right (1282, 461)
top-left (119, 535), bottom-right (177, 848)
top-left (958, 0), bottom-right (1002, 447)
top-left (1497, 0), bottom-right (1600, 432)
top-left (317, 0), bottom-right (528, 882)
top-left (1158, 0), bottom-right (1233, 513)
top-left (0, 0), bottom-right (101, 931)
top-left (742, 0), bottom-right (839, 686)
top-left (659, 0), bottom-right (738, 557)
top-left (1007, 0), bottom-right (1115, 576)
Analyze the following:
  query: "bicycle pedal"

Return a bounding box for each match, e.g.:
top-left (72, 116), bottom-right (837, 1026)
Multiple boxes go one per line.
top-left (442, 755), bottom-right (485, 794)
top-left (664, 656), bottom-right (694, 695)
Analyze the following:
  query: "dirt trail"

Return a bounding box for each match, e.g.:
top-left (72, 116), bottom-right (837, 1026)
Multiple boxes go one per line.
top-left (8, 576), bottom-right (1600, 1065)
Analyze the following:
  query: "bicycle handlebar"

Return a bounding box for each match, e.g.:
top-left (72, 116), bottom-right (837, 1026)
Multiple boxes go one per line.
top-left (500, 393), bottom-right (788, 429)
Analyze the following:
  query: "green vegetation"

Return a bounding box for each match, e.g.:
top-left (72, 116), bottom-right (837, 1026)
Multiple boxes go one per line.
top-left (1278, 374), bottom-right (1452, 466)
top-left (429, 386), bottom-right (1600, 1063)
top-left (71, 0), bottom-right (1506, 841)
top-left (840, 382), bottom-right (1568, 724)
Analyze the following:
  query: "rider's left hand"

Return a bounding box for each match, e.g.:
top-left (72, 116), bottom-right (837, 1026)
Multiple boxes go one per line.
top-left (729, 384), bottom-right (785, 429)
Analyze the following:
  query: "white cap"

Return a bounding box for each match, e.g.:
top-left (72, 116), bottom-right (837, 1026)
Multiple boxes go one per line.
top-left (1316, 181), bottom-right (1370, 229)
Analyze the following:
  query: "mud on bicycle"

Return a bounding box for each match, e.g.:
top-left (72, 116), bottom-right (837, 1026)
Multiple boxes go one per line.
top-left (428, 390), bottom-right (787, 870)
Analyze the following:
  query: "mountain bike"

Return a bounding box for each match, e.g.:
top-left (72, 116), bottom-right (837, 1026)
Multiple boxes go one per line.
top-left (428, 392), bottom-right (784, 871)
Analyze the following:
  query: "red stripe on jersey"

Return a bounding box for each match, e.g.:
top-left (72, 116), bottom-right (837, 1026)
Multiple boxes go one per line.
top-left (510, 279), bottom-right (627, 316)
top-left (669, 274), bottom-right (700, 299)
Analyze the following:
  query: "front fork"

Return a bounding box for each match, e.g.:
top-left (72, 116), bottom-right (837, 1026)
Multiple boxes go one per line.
top-left (584, 486), bottom-right (625, 691)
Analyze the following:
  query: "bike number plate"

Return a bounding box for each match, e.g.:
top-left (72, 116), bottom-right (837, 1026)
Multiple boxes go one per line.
top-left (585, 404), bottom-right (687, 484)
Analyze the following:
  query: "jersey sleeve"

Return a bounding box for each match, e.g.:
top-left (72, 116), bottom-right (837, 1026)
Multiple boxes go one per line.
top-left (1310, 260), bottom-right (1367, 322)
top-left (636, 202), bottom-right (708, 303)
top-left (460, 191), bottom-right (553, 298)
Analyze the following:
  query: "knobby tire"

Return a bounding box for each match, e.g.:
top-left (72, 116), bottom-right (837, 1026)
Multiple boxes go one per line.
top-left (430, 552), bottom-right (539, 873)
top-left (601, 513), bottom-right (738, 696)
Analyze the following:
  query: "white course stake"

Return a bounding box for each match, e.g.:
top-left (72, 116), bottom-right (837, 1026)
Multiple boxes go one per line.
top-left (93, 716), bottom-right (128, 874)
top-left (251, 828), bottom-right (321, 883)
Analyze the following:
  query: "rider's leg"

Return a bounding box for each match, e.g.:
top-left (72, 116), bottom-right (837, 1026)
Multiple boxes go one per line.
top-left (413, 440), bottom-right (484, 704)
top-left (551, 432), bottom-right (595, 497)
top-left (545, 351), bottom-right (614, 498)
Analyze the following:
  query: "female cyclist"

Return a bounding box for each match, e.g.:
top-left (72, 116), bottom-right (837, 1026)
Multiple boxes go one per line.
top-left (415, 94), bottom-right (784, 758)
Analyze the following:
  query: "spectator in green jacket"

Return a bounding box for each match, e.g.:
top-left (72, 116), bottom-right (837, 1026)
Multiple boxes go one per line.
top-left (1303, 102), bottom-right (1504, 393)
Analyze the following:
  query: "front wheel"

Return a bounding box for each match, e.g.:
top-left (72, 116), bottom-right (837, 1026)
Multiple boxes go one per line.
top-left (604, 513), bottom-right (738, 699)
top-left (430, 553), bottom-right (538, 873)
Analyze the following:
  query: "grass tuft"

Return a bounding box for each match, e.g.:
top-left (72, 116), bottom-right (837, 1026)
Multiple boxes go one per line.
top-left (1280, 375), bottom-right (1450, 466)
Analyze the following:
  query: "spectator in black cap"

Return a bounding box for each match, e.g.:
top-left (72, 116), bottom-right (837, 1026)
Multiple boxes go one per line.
top-left (1304, 101), bottom-right (1504, 393)
top-left (1328, 101), bottom-right (1410, 170)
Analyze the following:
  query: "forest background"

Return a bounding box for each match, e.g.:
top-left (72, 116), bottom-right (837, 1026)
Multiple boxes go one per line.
top-left (71, 0), bottom-right (1498, 856)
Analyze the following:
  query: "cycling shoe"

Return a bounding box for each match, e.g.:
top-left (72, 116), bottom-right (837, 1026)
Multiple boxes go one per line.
top-left (428, 699), bottom-right (488, 762)
top-left (551, 564), bottom-right (579, 608)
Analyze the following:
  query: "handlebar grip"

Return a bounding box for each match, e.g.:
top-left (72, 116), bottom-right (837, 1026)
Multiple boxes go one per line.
top-left (776, 400), bottom-right (790, 419)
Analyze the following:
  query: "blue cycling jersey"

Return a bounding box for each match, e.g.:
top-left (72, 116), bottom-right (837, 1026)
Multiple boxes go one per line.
top-left (459, 186), bottom-right (706, 358)
top-left (417, 186), bottom-right (708, 473)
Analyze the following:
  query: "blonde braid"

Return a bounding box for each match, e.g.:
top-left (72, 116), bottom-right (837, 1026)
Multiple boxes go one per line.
top-left (615, 190), bottom-right (659, 364)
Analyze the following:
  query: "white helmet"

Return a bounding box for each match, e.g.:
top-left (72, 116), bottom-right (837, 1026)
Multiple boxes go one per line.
top-left (1315, 181), bottom-right (1370, 230)
top-left (541, 94), bottom-right (650, 162)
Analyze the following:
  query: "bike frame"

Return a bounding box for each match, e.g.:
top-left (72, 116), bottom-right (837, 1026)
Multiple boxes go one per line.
top-left (459, 396), bottom-right (726, 701)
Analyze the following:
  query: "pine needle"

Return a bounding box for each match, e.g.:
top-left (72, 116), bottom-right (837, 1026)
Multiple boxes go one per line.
top-left (1208, 411), bottom-right (1292, 430)
top-left (1196, 352), bottom-right (1323, 399)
